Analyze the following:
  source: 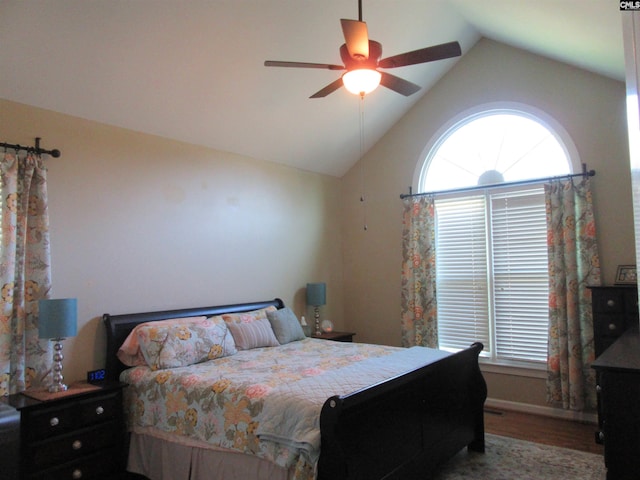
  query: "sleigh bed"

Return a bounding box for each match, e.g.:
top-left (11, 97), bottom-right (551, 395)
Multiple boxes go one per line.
top-left (103, 298), bottom-right (487, 480)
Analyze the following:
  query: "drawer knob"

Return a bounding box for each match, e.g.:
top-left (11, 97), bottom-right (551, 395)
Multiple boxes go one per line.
top-left (608, 323), bottom-right (617, 331)
top-left (72, 469), bottom-right (83, 479)
top-left (96, 406), bottom-right (104, 415)
top-left (72, 440), bottom-right (82, 450)
top-left (598, 431), bottom-right (605, 442)
top-left (49, 417), bottom-right (59, 427)
top-left (596, 384), bottom-right (602, 393)
top-left (607, 299), bottom-right (616, 307)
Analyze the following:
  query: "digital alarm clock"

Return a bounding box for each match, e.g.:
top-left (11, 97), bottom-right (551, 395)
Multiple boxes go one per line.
top-left (87, 368), bottom-right (107, 384)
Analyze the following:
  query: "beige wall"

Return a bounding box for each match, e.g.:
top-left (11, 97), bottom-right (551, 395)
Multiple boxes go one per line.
top-left (2, 38), bottom-right (633, 409)
top-left (1, 98), bottom-right (344, 384)
top-left (341, 39), bottom-right (634, 407)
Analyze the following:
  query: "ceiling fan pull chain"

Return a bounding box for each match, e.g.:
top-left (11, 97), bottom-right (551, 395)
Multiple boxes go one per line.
top-left (360, 94), bottom-right (368, 231)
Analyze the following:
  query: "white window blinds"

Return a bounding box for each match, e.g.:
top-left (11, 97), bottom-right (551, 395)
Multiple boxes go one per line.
top-left (491, 188), bottom-right (548, 363)
top-left (435, 186), bottom-right (549, 365)
top-left (435, 196), bottom-right (491, 352)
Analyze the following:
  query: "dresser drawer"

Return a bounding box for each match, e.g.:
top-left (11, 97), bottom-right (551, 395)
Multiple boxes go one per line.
top-left (29, 446), bottom-right (120, 480)
top-left (592, 290), bottom-right (625, 313)
top-left (590, 286), bottom-right (640, 359)
top-left (28, 421), bottom-right (118, 471)
top-left (24, 392), bottom-right (120, 441)
top-left (625, 291), bottom-right (639, 314)
top-left (595, 314), bottom-right (627, 338)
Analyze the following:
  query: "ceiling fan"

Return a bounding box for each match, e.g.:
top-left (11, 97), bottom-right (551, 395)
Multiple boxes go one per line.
top-left (264, 0), bottom-right (462, 98)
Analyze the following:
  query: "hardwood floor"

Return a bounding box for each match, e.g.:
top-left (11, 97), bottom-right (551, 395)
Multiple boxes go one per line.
top-left (484, 408), bottom-right (604, 455)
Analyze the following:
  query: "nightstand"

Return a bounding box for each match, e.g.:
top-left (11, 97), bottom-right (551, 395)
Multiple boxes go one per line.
top-left (311, 331), bottom-right (356, 342)
top-left (2, 381), bottom-right (127, 480)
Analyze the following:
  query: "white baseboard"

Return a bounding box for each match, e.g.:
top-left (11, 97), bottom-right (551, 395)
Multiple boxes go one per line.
top-left (485, 397), bottom-right (598, 424)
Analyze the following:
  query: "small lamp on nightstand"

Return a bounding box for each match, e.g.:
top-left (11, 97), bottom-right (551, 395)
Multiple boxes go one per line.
top-left (38, 298), bottom-right (78, 393)
top-left (306, 283), bottom-right (326, 336)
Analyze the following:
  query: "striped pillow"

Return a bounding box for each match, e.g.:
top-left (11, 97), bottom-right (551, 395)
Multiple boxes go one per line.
top-left (226, 316), bottom-right (280, 350)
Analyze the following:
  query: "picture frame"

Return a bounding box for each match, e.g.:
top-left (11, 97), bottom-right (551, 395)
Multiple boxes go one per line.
top-left (615, 264), bottom-right (637, 285)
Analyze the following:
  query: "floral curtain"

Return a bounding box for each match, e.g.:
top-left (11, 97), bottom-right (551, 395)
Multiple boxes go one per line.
top-left (0, 152), bottom-right (52, 395)
top-left (545, 177), bottom-right (600, 411)
top-left (400, 196), bottom-right (438, 347)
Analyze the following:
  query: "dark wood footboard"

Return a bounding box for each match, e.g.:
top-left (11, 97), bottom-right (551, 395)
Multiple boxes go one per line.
top-left (317, 342), bottom-right (486, 480)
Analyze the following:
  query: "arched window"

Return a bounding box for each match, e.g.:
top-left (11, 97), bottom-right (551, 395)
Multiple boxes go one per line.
top-left (419, 106), bottom-right (576, 191)
top-left (417, 104), bottom-right (577, 367)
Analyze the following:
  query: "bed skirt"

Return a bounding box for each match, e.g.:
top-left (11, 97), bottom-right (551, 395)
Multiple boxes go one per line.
top-left (127, 429), bottom-right (293, 480)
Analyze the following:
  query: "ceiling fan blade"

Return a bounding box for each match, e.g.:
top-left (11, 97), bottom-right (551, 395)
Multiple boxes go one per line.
top-left (379, 72), bottom-right (421, 96)
top-left (378, 41), bottom-right (461, 69)
top-left (310, 78), bottom-right (344, 98)
top-left (340, 19), bottom-right (369, 60)
top-left (265, 60), bottom-right (345, 71)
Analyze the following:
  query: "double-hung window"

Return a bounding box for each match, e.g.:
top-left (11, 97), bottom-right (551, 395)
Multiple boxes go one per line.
top-left (435, 186), bottom-right (549, 365)
top-left (418, 105), bottom-right (577, 368)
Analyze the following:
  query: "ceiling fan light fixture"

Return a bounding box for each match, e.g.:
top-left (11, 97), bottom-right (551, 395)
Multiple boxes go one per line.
top-left (342, 69), bottom-right (381, 96)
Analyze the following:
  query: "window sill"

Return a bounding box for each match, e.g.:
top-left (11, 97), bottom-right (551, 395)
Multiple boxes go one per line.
top-left (479, 359), bottom-right (547, 379)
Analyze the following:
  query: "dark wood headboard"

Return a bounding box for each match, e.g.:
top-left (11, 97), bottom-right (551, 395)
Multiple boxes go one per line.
top-left (102, 298), bottom-right (285, 382)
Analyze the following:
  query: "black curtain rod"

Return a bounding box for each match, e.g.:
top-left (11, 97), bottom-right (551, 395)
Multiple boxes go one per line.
top-left (1, 137), bottom-right (61, 158)
top-left (400, 165), bottom-right (595, 200)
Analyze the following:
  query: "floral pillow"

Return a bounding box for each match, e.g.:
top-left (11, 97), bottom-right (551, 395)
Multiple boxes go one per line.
top-left (220, 306), bottom-right (277, 325)
top-left (119, 316), bottom-right (237, 370)
top-left (117, 315), bottom-right (208, 367)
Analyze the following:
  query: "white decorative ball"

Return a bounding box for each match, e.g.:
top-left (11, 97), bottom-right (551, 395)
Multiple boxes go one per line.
top-left (321, 319), bottom-right (334, 333)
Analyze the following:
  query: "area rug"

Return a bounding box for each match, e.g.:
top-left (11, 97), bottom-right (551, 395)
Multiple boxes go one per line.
top-left (432, 434), bottom-right (606, 480)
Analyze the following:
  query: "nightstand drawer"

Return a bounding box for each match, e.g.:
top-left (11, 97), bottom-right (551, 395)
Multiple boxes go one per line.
top-left (77, 392), bottom-right (119, 426)
top-left (25, 392), bottom-right (120, 441)
top-left (29, 446), bottom-right (120, 480)
top-left (28, 421), bottom-right (118, 471)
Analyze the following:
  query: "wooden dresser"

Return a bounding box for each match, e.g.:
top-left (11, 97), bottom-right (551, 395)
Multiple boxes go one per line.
top-left (589, 285), bottom-right (639, 357)
top-left (592, 329), bottom-right (640, 480)
top-left (2, 382), bottom-right (127, 479)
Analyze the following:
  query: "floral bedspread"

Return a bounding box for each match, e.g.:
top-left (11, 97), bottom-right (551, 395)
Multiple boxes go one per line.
top-left (120, 338), bottom-right (451, 480)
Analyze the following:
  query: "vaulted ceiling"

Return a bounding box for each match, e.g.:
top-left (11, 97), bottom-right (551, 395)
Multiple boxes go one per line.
top-left (0, 1), bottom-right (624, 176)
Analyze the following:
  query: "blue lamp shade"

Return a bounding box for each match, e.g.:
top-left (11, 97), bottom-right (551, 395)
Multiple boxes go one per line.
top-left (38, 298), bottom-right (78, 339)
top-left (306, 283), bottom-right (326, 307)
